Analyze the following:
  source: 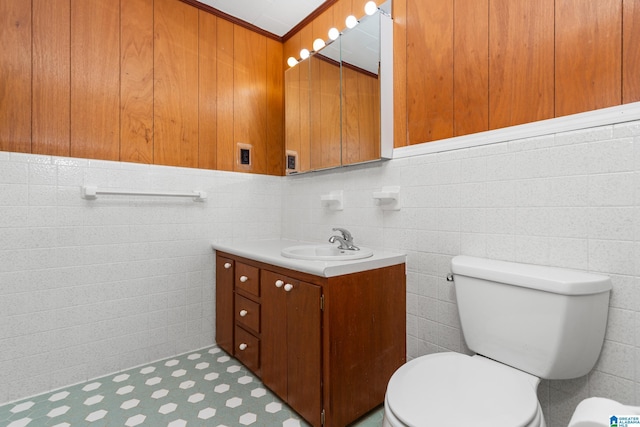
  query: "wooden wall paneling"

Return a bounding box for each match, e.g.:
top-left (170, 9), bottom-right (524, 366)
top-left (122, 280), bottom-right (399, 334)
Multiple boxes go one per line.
top-left (489, 0), bottom-right (554, 130)
top-left (0, 0), bottom-right (32, 153)
top-left (312, 7), bottom-right (333, 46)
top-left (556, 0), bottom-right (622, 117)
top-left (120, 0), bottom-right (154, 164)
top-left (352, 0), bottom-right (371, 19)
top-left (70, 0), bottom-right (120, 161)
top-left (354, 0), bottom-right (392, 17)
top-left (392, 0), bottom-right (407, 148)
top-left (266, 38), bottom-right (284, 176)
top-left (198, 11), bottom-right (218, 169)
top-left (406, 0), bottom-right (454, 143)
top-left (623, 0), bottom-right (640, 103)
top-left (216, 19), bottom-right (234, 171)
top-left (332, 0), bottom-right (353, 35)
top-left (234, 26), bottom-right (268, 174)
top-left (284, 32), bottom-right (301, 66)
top-left (153, 0), bottom-right (199, 168)
top-left (299, 24), bottom-right (314, 59)
top-left (32, 0), bottom-right (70, 156)
top-left (453, 0), bottom-right (489, 136)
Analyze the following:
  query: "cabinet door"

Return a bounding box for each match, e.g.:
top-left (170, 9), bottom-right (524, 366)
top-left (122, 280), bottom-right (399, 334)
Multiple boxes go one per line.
top-left (215, 255), bottom-right (234, 354)
top-left (286, 277), bottom-right (322, 427)
top-left (261, 271), bottom-right (288, 399)
top-left (261, 270), bottom-right (322, 426)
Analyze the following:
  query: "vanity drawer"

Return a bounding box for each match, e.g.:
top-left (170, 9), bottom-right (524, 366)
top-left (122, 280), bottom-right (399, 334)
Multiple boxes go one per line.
top-left (235, 294), bottom-right (260, 334)
top-left (236, 263), bottom-right (260, 297)
top-left (234, 325), bottom-right (260, 373)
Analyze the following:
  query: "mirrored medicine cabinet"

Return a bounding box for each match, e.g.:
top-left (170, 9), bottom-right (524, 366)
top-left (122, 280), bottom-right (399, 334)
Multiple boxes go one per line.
top-left (285, 1), bottom-right (393, 174)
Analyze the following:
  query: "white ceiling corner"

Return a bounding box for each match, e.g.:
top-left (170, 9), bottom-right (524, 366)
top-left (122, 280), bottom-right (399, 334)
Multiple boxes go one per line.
top-left (197, 0), bottom-right (327, 37)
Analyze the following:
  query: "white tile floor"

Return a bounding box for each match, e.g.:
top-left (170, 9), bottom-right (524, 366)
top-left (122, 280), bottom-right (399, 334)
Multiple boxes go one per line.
top-left (0, 346), bottom-right (383, 427)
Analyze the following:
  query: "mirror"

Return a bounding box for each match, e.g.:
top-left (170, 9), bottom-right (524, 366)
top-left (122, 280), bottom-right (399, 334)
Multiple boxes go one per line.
top-left (285, 2), bottom-right (393, 174)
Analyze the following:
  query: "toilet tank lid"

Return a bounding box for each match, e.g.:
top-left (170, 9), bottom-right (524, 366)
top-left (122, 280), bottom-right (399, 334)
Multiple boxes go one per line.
top-left (451, 256), bottom-right (612, 295)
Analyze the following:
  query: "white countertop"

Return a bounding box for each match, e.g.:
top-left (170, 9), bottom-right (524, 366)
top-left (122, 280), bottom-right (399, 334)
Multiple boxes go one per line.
top-left (211, 239), bottom-right (406, 278)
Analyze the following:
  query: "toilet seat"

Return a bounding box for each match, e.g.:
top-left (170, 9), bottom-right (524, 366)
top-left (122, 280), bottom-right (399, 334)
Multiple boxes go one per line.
top-left (385, 352), bottom-right (540, 427)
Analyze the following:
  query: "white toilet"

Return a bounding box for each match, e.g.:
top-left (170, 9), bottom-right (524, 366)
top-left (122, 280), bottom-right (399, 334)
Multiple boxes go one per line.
top-left (383, 255), bottom-right (612, 427)
top-left (568, 397), bottom-right (640, 427)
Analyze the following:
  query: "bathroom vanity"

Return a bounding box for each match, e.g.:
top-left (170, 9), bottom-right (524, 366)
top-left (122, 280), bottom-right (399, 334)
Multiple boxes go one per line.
top-left (212, 240), bottom-right (406, 427)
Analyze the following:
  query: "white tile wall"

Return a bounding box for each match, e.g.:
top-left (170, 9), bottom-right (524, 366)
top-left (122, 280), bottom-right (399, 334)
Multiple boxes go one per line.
top-left (282, 119), bottom-right (640, 427)
top-left (1, 117), bottom-right (638, 427)
top-left (0, 154), bottom-right (281, 404)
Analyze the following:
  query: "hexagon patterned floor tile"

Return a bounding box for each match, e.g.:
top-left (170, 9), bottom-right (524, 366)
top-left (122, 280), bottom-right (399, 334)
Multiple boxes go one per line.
top-left (0, 346), bottom-right (384, 427)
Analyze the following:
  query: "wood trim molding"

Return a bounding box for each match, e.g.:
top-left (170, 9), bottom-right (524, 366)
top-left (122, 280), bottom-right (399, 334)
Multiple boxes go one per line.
top-left (315, 53), bottom-right (379, 79)
top-left (179, 0), bottom-right (336, 43)
top-left (178, 0), bottom-right (282, 41)
top-left (282, 0), bottom-right (338, 42)
top-left (393, 101), bottom-right (640, 158)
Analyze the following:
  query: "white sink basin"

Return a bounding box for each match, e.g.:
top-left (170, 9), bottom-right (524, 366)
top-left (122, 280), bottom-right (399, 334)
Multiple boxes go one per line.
top-left (281, 245), bottom-right (373, 261)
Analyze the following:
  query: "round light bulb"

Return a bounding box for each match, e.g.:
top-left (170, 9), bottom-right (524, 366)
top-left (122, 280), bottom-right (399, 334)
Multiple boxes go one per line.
top-left (328, 27), bottom-right (340, 41)
top-left (287, 56), bottom-right (298, 67)
top-left (364, 1), bottom-right (377, 15)
top-left (345, 15), bottom-right (358, 29)
top-left (300, 48), bottom-right (310, 60)
top-left (312, 38), bottom-right (326, 52)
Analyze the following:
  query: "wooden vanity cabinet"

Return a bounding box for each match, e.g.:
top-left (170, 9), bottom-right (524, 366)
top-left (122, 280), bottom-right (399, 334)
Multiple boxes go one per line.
top-left (215, 251), bottom-right (406, 427)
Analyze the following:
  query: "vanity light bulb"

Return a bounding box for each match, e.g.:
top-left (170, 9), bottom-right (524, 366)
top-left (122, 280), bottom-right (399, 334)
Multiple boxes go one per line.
top-left (300, 48), bottom-right (310, 60)
top-left (364, 1), bottom-right (377, 15)
top-left (345, 15), bottom-right (358, 29)
top-left (312, 38), bottom-right (326, 52)
top-left (328, 27), bottom-right (340, 41)
top-left (287, 56), bottom-right (298, 67)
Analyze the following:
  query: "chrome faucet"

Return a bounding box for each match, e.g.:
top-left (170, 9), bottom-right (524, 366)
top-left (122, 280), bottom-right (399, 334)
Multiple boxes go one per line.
top-left (328, 227), bottom-right (360, 250)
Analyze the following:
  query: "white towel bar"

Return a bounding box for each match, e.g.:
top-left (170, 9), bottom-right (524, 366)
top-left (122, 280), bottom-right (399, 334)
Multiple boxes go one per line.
top-left (81, 186), bottom-right (207, 201)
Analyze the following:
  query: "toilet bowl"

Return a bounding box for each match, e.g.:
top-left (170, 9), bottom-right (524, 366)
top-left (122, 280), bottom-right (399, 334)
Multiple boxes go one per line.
top-left (383, 256), bottom-right (612, 427)
top-left (383, 353), bottom-right (545, 427)
top-left (568, 397), bottom-right (640, 427)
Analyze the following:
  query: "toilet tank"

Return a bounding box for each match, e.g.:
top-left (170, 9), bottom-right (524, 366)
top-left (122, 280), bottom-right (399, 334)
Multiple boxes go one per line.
top-left (451, 256), bottom-right (611, 380)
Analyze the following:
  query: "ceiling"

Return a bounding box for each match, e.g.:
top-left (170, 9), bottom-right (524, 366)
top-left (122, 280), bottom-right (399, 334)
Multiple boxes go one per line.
top-left (196, 0), bottom-right (327, 37)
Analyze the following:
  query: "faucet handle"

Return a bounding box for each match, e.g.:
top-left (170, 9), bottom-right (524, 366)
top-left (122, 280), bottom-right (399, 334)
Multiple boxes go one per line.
top-left (332, 227), bottom-right (353, 242)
